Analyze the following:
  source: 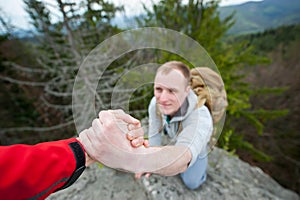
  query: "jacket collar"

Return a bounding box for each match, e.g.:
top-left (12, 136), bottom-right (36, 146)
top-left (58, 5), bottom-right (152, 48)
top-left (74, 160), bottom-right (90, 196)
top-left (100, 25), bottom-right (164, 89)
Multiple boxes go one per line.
top-left (163, 90), bottom-right (197, 123)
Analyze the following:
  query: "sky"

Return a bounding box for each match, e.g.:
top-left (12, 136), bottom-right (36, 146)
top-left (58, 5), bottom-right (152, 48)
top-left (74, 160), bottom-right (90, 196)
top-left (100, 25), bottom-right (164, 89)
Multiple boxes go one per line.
top-left (0, 0), bottom-right (263, 30)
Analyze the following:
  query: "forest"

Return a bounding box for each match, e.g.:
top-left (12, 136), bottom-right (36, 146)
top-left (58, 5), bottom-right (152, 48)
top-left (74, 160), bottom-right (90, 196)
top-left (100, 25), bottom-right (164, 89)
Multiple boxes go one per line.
top-left (0, 0), bottom-right (299, 194)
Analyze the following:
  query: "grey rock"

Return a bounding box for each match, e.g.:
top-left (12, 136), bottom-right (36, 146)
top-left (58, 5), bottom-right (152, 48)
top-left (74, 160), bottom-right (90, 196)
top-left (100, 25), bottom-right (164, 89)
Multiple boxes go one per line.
top-left (47, 148), bottom-right (299, 200)
top-left (47, 165), bottom-right (147, 200)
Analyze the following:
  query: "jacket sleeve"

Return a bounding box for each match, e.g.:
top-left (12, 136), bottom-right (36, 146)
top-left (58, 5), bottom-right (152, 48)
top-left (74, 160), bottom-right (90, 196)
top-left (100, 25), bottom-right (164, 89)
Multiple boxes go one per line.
top-left (0, 138), bottom-right (86, 200)
top-left (176, 105), bottom-right (213, 167)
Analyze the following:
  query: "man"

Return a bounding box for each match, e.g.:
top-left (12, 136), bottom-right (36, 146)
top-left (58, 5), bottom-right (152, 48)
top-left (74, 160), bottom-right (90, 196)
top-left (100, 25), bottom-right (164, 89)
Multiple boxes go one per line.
top-left (135, 61), bottom-right (213, 190)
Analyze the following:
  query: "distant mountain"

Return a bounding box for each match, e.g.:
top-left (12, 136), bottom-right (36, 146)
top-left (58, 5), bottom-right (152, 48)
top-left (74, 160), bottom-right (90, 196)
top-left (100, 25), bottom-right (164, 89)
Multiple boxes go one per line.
top-left (219, 0), bottom-right (300, 35)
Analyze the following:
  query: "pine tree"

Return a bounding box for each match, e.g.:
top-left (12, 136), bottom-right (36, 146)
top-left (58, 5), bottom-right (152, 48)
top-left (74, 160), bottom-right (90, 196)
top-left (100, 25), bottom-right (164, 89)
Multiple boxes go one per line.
top-left (0, 0), bottom-right (124, 142)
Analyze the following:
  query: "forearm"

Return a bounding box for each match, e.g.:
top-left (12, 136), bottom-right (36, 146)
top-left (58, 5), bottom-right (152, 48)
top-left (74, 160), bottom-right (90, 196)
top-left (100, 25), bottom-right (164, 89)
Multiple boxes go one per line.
top-left (0, 138), bottom-right (86, 199)
top-left (130, 145), bottom-right (192, 176)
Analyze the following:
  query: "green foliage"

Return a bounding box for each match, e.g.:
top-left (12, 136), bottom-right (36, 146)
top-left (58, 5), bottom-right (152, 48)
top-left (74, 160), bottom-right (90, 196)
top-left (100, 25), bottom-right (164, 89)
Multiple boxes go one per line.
top-left (0, 36), bottom-right (53, 144)
top-left (97, 162), bottom-right (104, 169)
top-left (0, 0), bottom-right (124, 144)
top-left (230, 132), bottom-right (273, 162)
top-left (219, 129), bottom-right (234, 152)
top-left (218, 127), bottom-right (272, 162)
top-left (238, 24), bottom-right (300, 52)
top-left (23, 0), bottom-right (123, 87)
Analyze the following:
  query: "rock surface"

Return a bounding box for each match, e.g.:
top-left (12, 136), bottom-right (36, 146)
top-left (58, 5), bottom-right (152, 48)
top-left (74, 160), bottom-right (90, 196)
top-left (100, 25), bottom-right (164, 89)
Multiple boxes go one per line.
top-left (47, 148), bottom-right (299, 200)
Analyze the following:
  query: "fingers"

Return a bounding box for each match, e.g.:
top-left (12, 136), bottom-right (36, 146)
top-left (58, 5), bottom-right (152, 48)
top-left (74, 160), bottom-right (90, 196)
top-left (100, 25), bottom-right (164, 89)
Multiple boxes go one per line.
top-left (127, 126), bottom-right (144, 140)
top-left (98, 110), bottom-right (116, 125)
top-left (130, 137), bottom-right (145, 147)
top-left (134, 172), bottom-right (151, 179)
top-left (101, 109), bottom-right (141, 127)
top-left (98, 109), bottom-right (145, 148)
top-left (99, 109), bottom-right (143, 137)
top-left (145, 173), bottom-right (151, 178)
top-left (92, 118), bottom-right (102, 135)
top-left (135, 173), bottom-right (143, 179)
top-left (98, 110), bottom-right (127, 133)
top-left (127, 125), bottom-right (145, 147)
top-left (143, 140), bottom-right (149, 148)
top-left (130, 138), bottom-right (149, 148)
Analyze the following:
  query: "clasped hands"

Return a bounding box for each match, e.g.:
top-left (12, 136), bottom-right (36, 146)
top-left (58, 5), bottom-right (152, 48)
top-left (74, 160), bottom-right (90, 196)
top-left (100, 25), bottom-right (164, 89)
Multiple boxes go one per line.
top-left (78, 109), bottom-right (150, 177)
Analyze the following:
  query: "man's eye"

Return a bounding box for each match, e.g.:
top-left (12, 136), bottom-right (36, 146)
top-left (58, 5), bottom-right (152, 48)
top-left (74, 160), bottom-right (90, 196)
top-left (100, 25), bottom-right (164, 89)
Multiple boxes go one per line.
top-left (155, 88), bottom-right (162, 92)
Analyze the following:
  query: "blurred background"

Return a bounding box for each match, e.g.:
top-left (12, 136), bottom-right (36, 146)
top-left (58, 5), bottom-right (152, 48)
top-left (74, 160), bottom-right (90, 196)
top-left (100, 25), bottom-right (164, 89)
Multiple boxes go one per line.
top-left (0, 0), bottom-right (299, 195)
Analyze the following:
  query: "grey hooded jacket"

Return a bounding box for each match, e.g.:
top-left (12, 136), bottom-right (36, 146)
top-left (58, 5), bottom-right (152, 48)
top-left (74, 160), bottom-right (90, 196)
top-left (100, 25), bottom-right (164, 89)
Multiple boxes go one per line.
top-left (148, 90), bottom-right (213, 167)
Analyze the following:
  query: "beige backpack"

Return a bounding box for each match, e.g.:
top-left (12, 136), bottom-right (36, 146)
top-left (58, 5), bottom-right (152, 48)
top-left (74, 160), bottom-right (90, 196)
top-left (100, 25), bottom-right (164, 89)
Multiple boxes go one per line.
top-left (190, 67), bottom-right (228, 124)
top-left (190, 67), bottom-right (228, 147)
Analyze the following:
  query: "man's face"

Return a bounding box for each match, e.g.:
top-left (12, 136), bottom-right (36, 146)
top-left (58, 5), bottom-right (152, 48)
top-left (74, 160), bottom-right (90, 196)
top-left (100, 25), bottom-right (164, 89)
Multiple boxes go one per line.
top-left (154, 69), bottom-right (190, 116)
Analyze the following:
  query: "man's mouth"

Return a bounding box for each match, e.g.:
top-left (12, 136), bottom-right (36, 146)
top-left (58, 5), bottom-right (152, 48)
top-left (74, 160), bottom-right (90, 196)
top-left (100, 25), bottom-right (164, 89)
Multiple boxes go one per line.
top-left (159, 103), bottom-right (171, 107)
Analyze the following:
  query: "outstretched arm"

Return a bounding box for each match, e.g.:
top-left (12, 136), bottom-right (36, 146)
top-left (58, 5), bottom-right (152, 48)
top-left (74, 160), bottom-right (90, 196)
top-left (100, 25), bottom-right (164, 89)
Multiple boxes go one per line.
top-left (0, 110), bottom-right (143, 199)
top-left (81, 110), bottom-right (192, 176)
top-left (138, 145), bottom-right (192, 176)
top-left (0, 138), bottom-right (87, 199)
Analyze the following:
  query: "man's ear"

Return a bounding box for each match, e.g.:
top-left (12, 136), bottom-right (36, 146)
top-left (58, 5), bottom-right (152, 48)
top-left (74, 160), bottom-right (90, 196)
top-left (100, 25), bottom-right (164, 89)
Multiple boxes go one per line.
top-left (185, 85), bottom-right (191, 93)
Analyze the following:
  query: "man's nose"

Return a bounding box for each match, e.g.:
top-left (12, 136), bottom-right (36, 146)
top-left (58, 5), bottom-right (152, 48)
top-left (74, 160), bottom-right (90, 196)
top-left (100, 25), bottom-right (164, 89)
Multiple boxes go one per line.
top-left (159, 90), bottom-right (169, 102)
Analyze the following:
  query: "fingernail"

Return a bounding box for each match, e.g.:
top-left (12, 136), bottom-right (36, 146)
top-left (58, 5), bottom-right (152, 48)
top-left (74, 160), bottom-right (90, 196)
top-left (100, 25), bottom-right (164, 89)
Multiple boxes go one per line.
top-left (128, 124), bottom-right (135, 130)
top-left (132, 140), bottom-right (138, 146)
top-left (127, 133), bottom-right (133, 140)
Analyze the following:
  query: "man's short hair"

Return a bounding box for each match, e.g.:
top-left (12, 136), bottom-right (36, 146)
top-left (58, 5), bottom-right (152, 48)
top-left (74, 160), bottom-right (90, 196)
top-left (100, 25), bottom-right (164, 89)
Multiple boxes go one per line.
top-left (157, 61), bottom-right (191, 86)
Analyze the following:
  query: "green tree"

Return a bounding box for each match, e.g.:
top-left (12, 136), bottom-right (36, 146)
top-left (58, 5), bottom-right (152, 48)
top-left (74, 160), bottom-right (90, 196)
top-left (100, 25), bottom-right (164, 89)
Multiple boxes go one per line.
top-left (0, 12), bottom-right (48, 144)
top-left (0, 0), bottom-right (124, 144)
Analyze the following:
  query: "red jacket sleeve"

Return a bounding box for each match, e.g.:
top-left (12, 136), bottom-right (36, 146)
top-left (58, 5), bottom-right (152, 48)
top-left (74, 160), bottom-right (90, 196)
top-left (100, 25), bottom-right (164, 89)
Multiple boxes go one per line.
top-left (0, 138), bottom-right (86, 200)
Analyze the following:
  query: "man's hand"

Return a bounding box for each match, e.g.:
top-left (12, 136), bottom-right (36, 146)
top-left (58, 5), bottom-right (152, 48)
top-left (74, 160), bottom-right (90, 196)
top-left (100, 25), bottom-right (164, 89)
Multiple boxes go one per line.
top-left (109, 110), bottom-right (145, 148)
top-left (79, 109), bottom-right (190, 175)
top-left (78, 109), bottom-right (145, 171)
